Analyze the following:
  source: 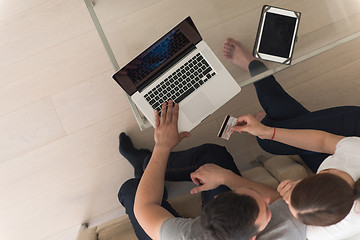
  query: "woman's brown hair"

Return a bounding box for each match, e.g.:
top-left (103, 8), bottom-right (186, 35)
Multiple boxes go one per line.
top-left (291, 173), bottom-right (360, 226)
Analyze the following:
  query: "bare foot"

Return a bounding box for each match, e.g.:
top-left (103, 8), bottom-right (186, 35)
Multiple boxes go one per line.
top-left (222, 38), bottom-right (256, 72)
top-left (254, 110), bottom-right (266, 122)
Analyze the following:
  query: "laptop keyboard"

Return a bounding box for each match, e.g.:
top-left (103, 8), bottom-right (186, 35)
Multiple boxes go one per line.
top-left (144, 53), bottom-right (216, 115)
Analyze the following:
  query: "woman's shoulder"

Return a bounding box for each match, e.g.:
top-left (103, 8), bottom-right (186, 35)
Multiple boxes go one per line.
top-left (335, 137), bottom-right (360, 154)
top-left (337, 136), bottom-right (360, 146)
top-left (318, 137), bottom-right (360, 177)
top-left (306, 203), bottom-right (360, 240)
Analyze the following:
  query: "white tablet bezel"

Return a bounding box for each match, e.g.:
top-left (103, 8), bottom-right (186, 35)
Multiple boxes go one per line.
top-left (255, 6), bottom-right (300, 64)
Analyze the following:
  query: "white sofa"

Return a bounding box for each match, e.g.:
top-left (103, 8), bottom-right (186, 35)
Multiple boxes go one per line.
top-left (76, 155), bottom-right (360, 240)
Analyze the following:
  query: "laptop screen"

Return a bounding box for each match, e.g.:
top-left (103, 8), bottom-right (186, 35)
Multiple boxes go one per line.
top-left (127, 30), bottom-right (190, 85)
top-left (113, 17), bottom-right (202, 96)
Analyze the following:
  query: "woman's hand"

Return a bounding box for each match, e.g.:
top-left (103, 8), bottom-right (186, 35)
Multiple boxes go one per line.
top-left (277, 179), bottom-right (300, 204)
top-left (232, 114), bottom-right (273, 139)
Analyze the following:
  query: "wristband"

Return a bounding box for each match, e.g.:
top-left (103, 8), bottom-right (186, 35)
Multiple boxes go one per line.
top-left (270, 128), bottom-right (276, 140)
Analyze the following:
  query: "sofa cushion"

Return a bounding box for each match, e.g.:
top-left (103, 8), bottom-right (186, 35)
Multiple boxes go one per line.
top-left (168, 192), bottom-right (202, 218)
top-left (76, 227), bottom-right (97, 240)
top-left (241, 166), bottom-right (280, 189)
top-left (96, 215), bottom-right (137, 240)
top-left (262, 155), bottom-right (308, 182)
top-left (289, 155), bottom-right (315, 176)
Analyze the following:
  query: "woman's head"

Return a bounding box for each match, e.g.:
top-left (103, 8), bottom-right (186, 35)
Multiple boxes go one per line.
top-left (278, 173), bottom-right (360, 226)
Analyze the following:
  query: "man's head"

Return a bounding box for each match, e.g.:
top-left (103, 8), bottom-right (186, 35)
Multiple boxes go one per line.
top-left (200, 188), bottom-right (272, 240)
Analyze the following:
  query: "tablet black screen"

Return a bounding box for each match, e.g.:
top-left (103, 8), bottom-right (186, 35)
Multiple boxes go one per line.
top-left (259, 12), bottom-right (297, 58)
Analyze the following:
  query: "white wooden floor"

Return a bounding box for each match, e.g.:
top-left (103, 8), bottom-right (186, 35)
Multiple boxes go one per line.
top-left (1, 1), bottom-right (360, 240)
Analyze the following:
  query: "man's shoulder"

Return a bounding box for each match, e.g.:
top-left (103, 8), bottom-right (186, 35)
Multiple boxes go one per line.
top-left (257, 199), bottom-right (306, 240)
top-left (269, 198), bottom-right (288, 211)
top-left (160, 216), bottom-right (204, 240)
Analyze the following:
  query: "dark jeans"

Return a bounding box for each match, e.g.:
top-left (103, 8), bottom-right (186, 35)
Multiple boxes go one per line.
top-left (249, 60), bottom-right (360, 172)
top-left (118, 144), bottom-right (240, 240)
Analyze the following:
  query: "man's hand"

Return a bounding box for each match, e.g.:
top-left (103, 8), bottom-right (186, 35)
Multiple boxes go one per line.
top-left (190, 164), bottom-right (233, 194)
top-left (231, 114), bottom-right (273, 139)
top-left (154, 100), bottom-right (191, 151)
top-left (191, 163), bottom-right (281, 204)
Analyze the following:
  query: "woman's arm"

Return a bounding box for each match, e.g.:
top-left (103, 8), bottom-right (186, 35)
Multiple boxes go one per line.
top-left (232, 114), bottom-right (344, 154)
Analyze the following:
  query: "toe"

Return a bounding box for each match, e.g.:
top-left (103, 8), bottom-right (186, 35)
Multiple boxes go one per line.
top-left (227, 38), bottom-right (241, 47)
top-left (225, 38), bottom-right (234, 43)
top-left (222, 43), bottom-right (233, 57)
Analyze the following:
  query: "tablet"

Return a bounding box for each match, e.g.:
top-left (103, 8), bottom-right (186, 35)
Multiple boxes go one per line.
top-left (253, 5), bottom-right (301, 64)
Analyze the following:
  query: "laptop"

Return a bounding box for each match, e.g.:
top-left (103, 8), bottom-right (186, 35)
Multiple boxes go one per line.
top-left (112, 17), bottom-right (241, 132)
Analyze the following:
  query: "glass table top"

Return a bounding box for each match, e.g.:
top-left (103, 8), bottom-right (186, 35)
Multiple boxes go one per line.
top-left (85, 0), bottom-right (360, 130)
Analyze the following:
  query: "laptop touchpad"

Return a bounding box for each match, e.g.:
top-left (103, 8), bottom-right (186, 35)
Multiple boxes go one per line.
top-left (182, 93), bottom-right (214, 123)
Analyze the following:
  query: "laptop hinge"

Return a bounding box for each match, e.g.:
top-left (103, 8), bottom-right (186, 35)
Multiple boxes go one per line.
top-left (137, 44), bottom-right (196, 93)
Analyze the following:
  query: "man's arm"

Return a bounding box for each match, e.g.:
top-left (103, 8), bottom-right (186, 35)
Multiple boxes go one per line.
top-left (232, 114), bottom-right (344, 154)
top-left (190, 164), bottom-right (280, 204)
top-left (134, 146), bottom-right (172, 240)
top-left (134, 101), bottom-right (190, 240)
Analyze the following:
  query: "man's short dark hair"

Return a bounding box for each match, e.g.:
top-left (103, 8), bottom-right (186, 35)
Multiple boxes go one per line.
top-left (201, 191), bottom-right (260, 240)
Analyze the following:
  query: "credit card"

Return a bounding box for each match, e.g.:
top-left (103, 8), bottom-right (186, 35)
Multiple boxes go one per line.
top-left (217, 115), bottom-right (237, 140)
